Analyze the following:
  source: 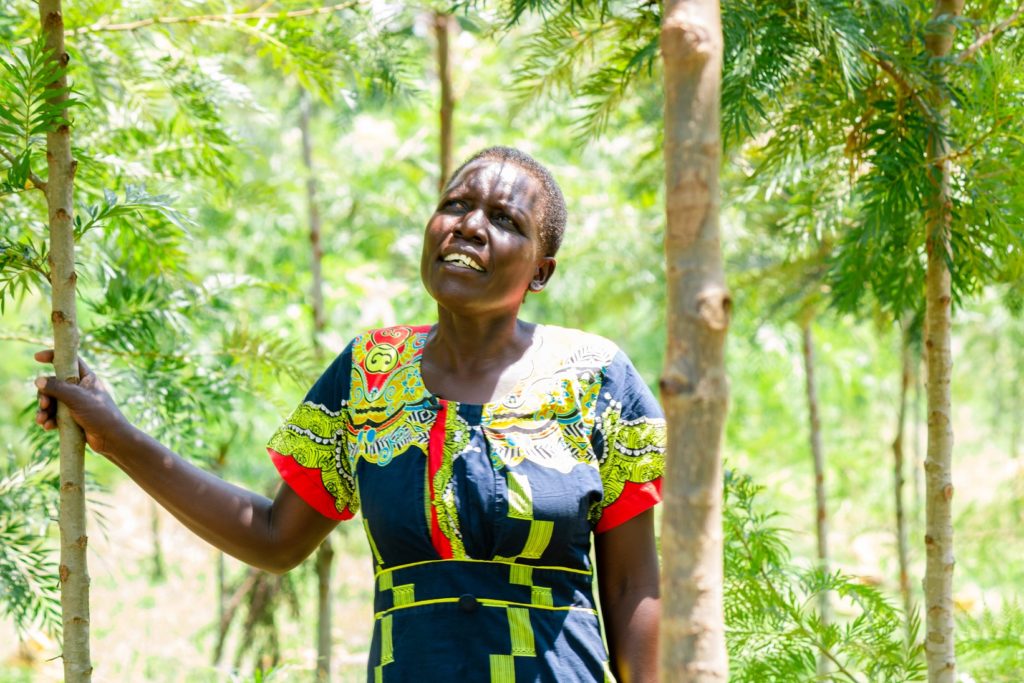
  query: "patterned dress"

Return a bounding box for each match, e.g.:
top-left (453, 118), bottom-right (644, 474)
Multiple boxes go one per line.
top-left (267, 324), bottom-right (665, 682)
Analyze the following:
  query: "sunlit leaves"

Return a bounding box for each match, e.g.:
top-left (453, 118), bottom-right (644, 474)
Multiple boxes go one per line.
top-left (724, 470), bottom-right (926, 682)
top-left (0, 37), bottom-right (77, 145)
top-left (0, 458), bottom-right (61, 639)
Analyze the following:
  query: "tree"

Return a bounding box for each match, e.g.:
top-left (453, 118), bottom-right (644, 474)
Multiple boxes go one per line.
top-left (298, 87), bottom-right (334, 683)
top-left (921, 3), bottom-right (965, 679)
top-left (33, 2), bottom-right (91, 679)
top-left (433, 11), bottom-right (455, 189)
top-left (1, 2), bottom-right (418, 676)
top-left (659, 0), bottom-right (730, 680)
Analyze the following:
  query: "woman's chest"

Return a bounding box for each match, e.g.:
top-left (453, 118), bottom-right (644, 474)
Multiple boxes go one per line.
top-left (352, 401), bottom-right (604, 571)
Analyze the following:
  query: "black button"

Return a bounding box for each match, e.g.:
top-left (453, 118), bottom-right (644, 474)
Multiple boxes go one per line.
top-left (458, 593), bottom-right (478, 613)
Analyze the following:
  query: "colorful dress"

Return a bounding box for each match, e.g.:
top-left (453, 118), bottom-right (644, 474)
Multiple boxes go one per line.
top-left (267, 324), bottom-right (665, 682)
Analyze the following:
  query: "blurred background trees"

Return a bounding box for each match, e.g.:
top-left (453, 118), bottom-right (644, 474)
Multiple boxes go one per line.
top-left (1, 0), bottom-right (1022, 681)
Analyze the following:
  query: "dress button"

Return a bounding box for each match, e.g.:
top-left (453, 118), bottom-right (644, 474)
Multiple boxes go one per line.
top-left (458, 593), bottom-right (479, 613)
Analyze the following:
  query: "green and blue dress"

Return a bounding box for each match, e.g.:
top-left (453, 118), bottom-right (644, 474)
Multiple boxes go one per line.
top-left (268, 324), bottom-right (665, 682)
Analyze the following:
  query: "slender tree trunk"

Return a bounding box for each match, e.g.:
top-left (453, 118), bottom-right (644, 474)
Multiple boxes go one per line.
top-left (923, 3), bottom-right (964, 681)
top-left (300, 92), bottom-right (325, 345)
top-left (150, 500), bottom-right (165, 581)
top-left (434, 12), bottom-right (455, 190)
top-left (659, 1), bottom-right (729, 680)
top-left (38, 3), bottom-right (91, 680)
top-left (913, 351), bottom-right (924, 524)
top-left (893, 321), bottom-right (913, 643)
top-left (800, 321), bottom-right (830, 667)
top-left (1011, 341), bottom-right (1021, 460)
top-left (299, 89), bottom-right (334, 683)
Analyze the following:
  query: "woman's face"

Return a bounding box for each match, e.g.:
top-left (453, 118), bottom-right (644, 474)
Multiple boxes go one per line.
top-left (420, 159), bottom-right (556, 317)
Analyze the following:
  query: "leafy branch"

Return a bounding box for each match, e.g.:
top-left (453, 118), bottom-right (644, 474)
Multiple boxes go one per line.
top-left (0, 145), bottom-right (46, 192)
top-left (10, 2), bottom-right (362, 44)
top-left (955, 1), bottom-right (1024, 63)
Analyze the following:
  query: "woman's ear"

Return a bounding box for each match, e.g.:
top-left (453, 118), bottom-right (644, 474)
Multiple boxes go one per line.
top-left (529, 257), bottom-right (557, 293)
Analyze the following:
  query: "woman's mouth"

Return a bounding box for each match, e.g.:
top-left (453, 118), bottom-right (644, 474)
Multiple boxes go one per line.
top-left (442, 253), bottom-right (485, 271)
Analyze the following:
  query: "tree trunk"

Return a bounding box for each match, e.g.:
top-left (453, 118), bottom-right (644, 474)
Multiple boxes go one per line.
top-left (658, 1), bottom-right (729, 681)
top-left (150, 500), bottom-right (165, 581)
top-left (434, 12), bottom-right (455, 191)
top-left (893, 320), bottom-right (913, 643)
top-left (315, 539), bottom-right (334, 681)
top-left (1011, 341), bottom-right (1021, 460)
top-left (299, 91), bottom-right (325, 346)
top-left (38, 2), bottom-right (91, 680)
top-left (913, 351), bottom-right (924, 524)
top-left (800, 321), bottom-right (830, 670)
top-left (298, 89), bottom-right (334, 683)
top-left (922, 2), bottom-right (964, 681)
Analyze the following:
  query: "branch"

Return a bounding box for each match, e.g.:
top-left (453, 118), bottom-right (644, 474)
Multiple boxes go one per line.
top-left (0, 146), bottom-right (47, 192)
top-left (66, 2), bottom-right (360, 37)
top-left (956, 2), bottom-right (1024, 62)
top-left (868, 51), bottom-right (931, 116)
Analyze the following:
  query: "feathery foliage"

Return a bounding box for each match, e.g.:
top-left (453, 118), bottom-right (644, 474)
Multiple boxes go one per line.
top-left (724, 470), bottom-right (925, 682)
top-left (0, 456), bottom-right (61, 638)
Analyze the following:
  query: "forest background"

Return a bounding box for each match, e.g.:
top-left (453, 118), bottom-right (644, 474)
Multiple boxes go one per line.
top-left (1, 0), bottom-right (1022, 681)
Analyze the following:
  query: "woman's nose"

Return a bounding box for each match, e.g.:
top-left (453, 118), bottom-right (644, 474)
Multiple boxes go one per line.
top-left (454, 208), bottom-right (488, 243)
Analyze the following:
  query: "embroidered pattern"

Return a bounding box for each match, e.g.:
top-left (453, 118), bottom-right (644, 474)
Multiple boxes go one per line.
top-left (268, 401), bottom-right (355, 516)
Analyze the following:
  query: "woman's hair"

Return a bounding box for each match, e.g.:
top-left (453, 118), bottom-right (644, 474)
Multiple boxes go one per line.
top-left (445, 146), bottom-right (567, 257)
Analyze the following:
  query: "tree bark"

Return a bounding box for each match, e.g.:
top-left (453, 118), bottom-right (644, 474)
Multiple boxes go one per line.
top-left (434, 12), bottom-right (455, 191)
top-left (658, 1), bottom-right (729, 681)
top-left (38, 2), bottom-right (91, 680)
top-left (923, 2), bottom-right (964, 681)
top-left (893, 320), bottom-right (913, 644)
top-left (913, 351), bottom-right (924, 524)
top-left (300, 91), bottom-right (325, 345)
top-left (298, 89), bottom-right (334, 683)
top-left (150, 500), bottom-right (165, 581)
top-left (800, 321), bottom-right (830, 669)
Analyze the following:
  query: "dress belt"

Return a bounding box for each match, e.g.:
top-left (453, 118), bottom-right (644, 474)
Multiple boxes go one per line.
top-left (372, 558), bottom-right (597, 620)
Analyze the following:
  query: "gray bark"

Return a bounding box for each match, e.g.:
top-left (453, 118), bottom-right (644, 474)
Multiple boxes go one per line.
top-left (800, 321), bottom-right (830, 675)
top-left (658, 1), bottom-right (729, 680)
top-left (299, 89), bottom-right (334, 683)
top-left (894, 321), bottom-right (913, 643)
top-left (923, 2), bottom-right (964, 680)
top-left (38, 2), bottom-right (91, 680)
top-left (434, 12), bottom-right (455, 190)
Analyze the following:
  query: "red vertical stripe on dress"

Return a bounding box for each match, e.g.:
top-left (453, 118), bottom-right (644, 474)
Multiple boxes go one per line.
top-left (427, 399), bottom-right (454, 559)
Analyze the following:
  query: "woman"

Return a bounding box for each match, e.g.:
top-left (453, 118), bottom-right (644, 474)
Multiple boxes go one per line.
top-left (35, 146), bottom-right (664, 682)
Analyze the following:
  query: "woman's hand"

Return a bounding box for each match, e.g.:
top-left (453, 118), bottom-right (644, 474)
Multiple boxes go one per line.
top-left (34, 349), bottom-right (132, 456)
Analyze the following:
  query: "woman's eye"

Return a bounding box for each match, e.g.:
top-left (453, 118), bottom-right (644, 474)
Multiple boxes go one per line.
top-left (444, 200), bottom-right (467, 212)
top-left (494, 213), bottom-right (517, 230)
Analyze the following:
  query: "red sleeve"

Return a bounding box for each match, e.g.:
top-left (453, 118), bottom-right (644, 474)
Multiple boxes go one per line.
top-left (269, 448), bottom-right (354, 521)
top-left (595, 478), bottom-right (662, 534)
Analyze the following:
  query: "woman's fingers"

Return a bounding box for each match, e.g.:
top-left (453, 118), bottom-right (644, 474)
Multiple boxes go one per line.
top-left (34, 349), bottom-right (94, 382)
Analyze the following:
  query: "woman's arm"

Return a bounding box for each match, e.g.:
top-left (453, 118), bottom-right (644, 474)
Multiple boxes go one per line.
top-left (595, 508), bottom-right (660, 683)
top-left (34, 351), bottom-right (337, 573)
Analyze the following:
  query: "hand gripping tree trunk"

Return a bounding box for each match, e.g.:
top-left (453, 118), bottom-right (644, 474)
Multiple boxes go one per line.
top-left (923, 1), bottom-right (964, 681)
top-left (38, 2), bottom-right (91, 680)
top-left (659, 1), bottom-right (729, 680)
top-left (299, 89), bottom-right (334, 683)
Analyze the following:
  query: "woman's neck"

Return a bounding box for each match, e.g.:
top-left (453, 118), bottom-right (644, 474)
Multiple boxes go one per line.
top-left (427, 308), bottom-right (535, 375)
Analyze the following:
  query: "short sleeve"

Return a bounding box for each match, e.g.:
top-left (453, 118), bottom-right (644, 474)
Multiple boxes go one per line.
top-left (590, 350), bottom-right (666, 533)
top-left (266, 343), bottom-right (358, 521)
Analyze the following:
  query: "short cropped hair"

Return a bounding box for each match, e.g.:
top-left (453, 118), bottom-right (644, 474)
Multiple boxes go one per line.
top-left (444, 146), bottom-right (567, 258)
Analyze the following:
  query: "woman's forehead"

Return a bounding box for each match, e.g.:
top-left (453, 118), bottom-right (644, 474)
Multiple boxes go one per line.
top-left (449, 159), bottom-right (541, 202)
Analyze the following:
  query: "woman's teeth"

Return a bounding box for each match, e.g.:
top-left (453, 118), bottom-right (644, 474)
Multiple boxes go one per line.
top-left (443, 253), bottom-right (484, 271)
